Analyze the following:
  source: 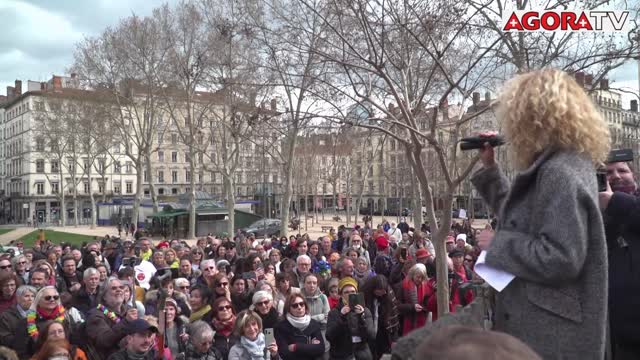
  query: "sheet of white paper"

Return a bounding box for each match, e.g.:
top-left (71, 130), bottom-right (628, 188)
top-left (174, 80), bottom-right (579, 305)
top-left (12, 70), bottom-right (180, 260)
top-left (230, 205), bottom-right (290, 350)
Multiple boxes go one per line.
top-left (474, 250), bottom-right (515, 292)
top-left (458, 209), bottom-right (467, 219)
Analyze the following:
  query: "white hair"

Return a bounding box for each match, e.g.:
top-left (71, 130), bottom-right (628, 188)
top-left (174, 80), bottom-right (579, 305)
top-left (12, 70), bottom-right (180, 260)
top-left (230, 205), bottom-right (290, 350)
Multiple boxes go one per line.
top-left (296, 255), bottom-right (311, 264)
top-left (174, 278), bottom-right (190, 288)
top-left (16, 285), bottom-right (37, 299)
top-left (200, 259), bottom-right (216, 270)
top-left (190, 320), bottom-right (214, 343)
top-left (83, 267), bottom-right (99, 281)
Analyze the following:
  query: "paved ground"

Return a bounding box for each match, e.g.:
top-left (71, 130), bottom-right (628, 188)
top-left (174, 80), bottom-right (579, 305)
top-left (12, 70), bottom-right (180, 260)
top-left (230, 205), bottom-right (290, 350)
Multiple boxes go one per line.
top-left (0, 214), bottom-right (489, 245)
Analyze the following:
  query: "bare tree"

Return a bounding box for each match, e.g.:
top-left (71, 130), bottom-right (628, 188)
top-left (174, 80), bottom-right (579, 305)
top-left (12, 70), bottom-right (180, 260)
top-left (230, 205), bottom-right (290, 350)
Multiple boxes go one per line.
top-left (72, 12), bottom-right (171, 231)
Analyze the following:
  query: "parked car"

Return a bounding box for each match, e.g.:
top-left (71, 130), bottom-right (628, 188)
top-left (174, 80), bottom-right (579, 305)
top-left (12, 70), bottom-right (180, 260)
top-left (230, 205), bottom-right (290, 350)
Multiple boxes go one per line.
top-left (242, 219), bottom-right (281, 237)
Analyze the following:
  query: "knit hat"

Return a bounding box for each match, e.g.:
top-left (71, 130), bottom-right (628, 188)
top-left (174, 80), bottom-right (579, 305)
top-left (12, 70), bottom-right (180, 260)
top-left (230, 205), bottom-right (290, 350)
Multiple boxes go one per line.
top-left (252, 290), bottom-right (274, 305)
top-left (165, 298), bottom-right (181, 314)
top-left (415, 248), bottom-right (430, 259)
top-left (338, 277), bottom-right (358, 293)
top-left (156, 241), bottom-right (170, 249)
top-left (456, 234), bottom-right (467, 243)
top-left (376, 236), bottom-right (389, 250)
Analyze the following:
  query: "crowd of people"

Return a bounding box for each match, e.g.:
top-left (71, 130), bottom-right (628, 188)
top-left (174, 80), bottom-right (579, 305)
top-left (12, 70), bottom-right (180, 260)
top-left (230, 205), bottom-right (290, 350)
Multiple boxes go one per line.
top-left (0, 215), bottom-right (489, 360)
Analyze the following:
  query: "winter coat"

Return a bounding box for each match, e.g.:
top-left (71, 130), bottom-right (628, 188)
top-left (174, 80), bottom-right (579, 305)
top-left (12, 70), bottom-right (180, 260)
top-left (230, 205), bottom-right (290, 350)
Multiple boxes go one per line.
top-left (274, 317), bottom-right (325, 360)
top-left (71, 286), bottom-right (98, 318)
top-left (107, 349), bottom-right (156, 360)
top-left (603, 189), bottom-right (640, 348)
top-left (0, 305), bottom-right (24, 347)
top-left (326, 301), bottom-right (376, 360)
top-left (471, 149), bottom-right (608, 359)
top-left (86, 304), bottom-right (132, 358)
top-left (258, 307), bottom-right (280, 330)
top-left (302, 288), bottom-right (330, 353)
top-left (13, 312), bottom-right (73, 359)
top-left (0, 294), bottom-right (16, 314)
top-left (184, 342), bottom-right (223, 360)
top-left (228, 342), bottom-right (279, 360)
top-left (212, 331), bottom-right (239, 360)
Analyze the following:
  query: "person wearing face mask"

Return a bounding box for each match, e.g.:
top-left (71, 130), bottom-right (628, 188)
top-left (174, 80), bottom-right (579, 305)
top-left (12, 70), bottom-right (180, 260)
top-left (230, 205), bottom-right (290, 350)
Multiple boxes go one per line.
top-left (106, 319), bottom-right (159, 360)
top-left (598, 157), bottom-right (640, 360)
top-left (0, 285), bottom-right (36, 348)
top-left (343, 235), bottom-right (370, 262)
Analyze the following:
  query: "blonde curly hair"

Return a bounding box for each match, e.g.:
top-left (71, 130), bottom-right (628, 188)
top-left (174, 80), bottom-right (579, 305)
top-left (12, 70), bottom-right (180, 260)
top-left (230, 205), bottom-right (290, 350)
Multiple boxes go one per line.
top-left (498, 68), bottom-right (610, 169)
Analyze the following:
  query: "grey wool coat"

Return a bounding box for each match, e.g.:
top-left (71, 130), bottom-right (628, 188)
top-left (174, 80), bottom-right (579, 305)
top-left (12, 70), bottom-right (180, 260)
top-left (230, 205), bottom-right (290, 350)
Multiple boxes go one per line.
top-left (471, 149), bottom-right (608, 360)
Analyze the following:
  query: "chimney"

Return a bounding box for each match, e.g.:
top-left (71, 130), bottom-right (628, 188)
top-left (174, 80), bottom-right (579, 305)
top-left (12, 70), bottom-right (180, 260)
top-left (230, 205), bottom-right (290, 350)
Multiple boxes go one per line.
top-left (485, 92), bottom-right (491, 101)
top-left (631, 100), bottom-right (638, 112)
top-left (52, 76), bottom-right (62, 90)
top-left (600, 78), bottom-right (609, 90)
top-left (270, 98), bottom-right (277, 111)
top-left (14, 80), bottom-right (22, 96)
top-left (585, 74), bottom-right (593, 86)
top-left (472, 92), bottom-right (480, 106)
top-left (575, 72), bottom-right (585, 87)
top-left (6, 86), bottom-right (14, 99)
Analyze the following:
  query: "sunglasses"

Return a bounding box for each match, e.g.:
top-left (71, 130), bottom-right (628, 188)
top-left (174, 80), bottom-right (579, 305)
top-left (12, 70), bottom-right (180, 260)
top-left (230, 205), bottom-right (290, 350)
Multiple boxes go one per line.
top-left (0, 265), bottom-right (10, 270)
top-left (255, 300), bottom-right (270, 307)
top-left (218, 305), bottom-right (232, 311)
top-left (17, 261), bottom-right (26, 265)
top-left (216, 282), bottom-right (229, 288)
top-left (290, 302), bottom-right (305, 309)
top-left (179, 286), bottom-right (189, 290)
top-left (44, 295), bottom-right (60, 301)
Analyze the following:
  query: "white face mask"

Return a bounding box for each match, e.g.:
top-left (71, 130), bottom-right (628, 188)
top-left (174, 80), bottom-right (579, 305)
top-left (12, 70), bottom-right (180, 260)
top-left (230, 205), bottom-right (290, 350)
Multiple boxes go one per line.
top-left (353, 244), bottom-right (361, 250)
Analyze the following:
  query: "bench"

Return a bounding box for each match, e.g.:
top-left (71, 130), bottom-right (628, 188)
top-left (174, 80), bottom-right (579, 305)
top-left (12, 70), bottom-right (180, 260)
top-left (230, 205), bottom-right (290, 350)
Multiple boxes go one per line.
top-left (321, 226), bottom-right (333, 232)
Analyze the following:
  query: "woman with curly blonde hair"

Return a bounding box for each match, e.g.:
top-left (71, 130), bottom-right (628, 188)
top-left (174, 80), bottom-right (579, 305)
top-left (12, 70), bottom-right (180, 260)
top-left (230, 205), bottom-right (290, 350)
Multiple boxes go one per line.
top-left (471, 68), bottom-right (609, 359)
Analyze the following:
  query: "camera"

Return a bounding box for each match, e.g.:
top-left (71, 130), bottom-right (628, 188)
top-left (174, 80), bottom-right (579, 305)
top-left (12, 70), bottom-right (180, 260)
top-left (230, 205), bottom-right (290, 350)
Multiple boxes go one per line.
top-left (122, 256), bottom-right (141, 268)
top-left (459, 135), bottom-right (506, 151)
top-left (598, 149), bottom-right (634, 192)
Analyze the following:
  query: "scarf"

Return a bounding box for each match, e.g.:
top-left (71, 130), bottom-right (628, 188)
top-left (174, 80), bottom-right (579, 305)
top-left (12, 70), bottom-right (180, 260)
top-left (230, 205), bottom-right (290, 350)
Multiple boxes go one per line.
top-left (212, 315), bottom-right (235, 337)
top-left (259, 308), bottom-right (280, 329)
top-left (37, 305), bottom-right (63, 321)
top-left (240, 333), bottom-right (266, 360)
top-left (189, 305), bottom-right (211, 323)
top-left (401, 277), bottom-right (429, 335)
top-left (286, 313), bottom-right (311, 331)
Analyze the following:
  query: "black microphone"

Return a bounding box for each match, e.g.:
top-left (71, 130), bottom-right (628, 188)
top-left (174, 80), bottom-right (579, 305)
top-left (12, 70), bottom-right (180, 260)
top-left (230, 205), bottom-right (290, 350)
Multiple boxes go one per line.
top-left (459, 135), bottom-right (506, 151)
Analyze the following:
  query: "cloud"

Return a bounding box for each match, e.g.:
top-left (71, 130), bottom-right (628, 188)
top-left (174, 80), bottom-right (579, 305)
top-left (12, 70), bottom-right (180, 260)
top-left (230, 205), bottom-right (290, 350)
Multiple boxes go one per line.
top-left (0, 0), bottom-right (176, 94)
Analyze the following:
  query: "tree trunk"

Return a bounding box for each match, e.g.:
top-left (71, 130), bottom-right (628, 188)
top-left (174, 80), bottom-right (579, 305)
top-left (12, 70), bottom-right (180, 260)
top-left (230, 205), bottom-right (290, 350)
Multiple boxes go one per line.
top-left (73, 190), bottom-right (79, 227)
top-left (413, 178), bottom-right (424, 229)
top-left (145, 153), bottom-right (160, 213)
top-left (88, 168), bottom-right (96, 229)
top-left (225, 176), bottom-right (235, 238)
top-left (279, 135), bottom-right (298, 238)
top-left (60, 171), bottom-right (66, 227)
top-left (132, 158), bottom-right (143, 232)
top-left (188, 152), bottom-right (197, 239)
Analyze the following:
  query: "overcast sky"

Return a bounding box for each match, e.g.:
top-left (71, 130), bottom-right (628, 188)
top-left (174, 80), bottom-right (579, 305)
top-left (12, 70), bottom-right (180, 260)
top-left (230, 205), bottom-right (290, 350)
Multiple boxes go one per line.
top-left (1, 0), bottom-right (639, 110)
top-left (0, 0), bottom-right (177, 94)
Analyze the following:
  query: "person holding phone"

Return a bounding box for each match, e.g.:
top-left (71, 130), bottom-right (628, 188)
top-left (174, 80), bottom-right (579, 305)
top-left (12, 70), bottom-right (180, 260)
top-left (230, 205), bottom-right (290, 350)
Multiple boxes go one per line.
top-left (228, 310), bottom-right (279, 360)
top-left (326, 277), bottom-right (375, 360)
top-left (471, 69), bottom-right (609, 359)
top-left (274, 293), bottom-right (324, 360)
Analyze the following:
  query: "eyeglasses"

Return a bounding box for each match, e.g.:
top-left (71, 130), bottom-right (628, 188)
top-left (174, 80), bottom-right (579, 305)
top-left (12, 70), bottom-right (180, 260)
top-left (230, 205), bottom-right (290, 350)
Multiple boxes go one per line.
top-left (255, 300), bottom-right (270, 307)
top-left (299, 263), bottom-right (311, 267)
top-left (179, 286), bottom-right (189, 290)
top-left (204, 267), bottom-right (216, 271)
top-left (218, 305), bottom-right (232, 311)
top-left (44, 295), bottom-right (60, 301)
top-left (290, 302), bottom-right (305, 309)
top-left (216, 282), bottom-right (229, 288)
top-left (111, 286), bottom-right (125, 291)
top-left (17, 261), bottom-right (26, 265)
top-left (0, 265), bottom-right (11, 269)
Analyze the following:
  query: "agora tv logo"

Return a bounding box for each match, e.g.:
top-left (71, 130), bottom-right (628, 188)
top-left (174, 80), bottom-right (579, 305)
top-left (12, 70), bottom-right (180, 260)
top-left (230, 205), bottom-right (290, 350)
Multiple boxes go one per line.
top-left (503, 10), bottom-right (630, 32)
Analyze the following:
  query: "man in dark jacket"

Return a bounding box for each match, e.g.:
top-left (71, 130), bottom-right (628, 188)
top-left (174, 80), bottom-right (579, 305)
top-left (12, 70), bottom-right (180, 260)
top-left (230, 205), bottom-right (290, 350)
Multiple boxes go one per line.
top-left (107, 319), bottom-right (158, 360)
top-left (72, 268), bottom-right (100, 317)
top-left (326, 277), bottom-right (375, 360)
top-left (599, 159), bottom-right (640, 359)
top-left (60, 255), bottom-right (83, 293)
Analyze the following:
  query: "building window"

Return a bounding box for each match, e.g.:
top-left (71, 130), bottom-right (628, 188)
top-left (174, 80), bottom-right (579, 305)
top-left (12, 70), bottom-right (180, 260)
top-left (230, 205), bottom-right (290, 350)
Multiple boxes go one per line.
top-left (36, 182), bottom-right (44, 195)
top-left (171, 133), bottom-right (178, 145)
top-left (126, 162), bottom-right (132, 174)
top-left (185, 171), bottom-right (191, 183)
top-left (158, 188), bottom-right (165, 195)
top-left (158, 151), bottom-right (164, 162)
top-left (98, 183), bottom-right (104, 194)
top-left (172, 152), bottom-right (178, 163)
top-left (36, 159), bottom-right (44, 173)
top-left (172, 188), bottom-right (178, 194)
top-left (143, 170), bottom-right (148, 183)
top-left (83, 182), bottom-right (90, 194)
top-left (35, 138), bottom-right (45, 151)
top-left (114, 161), bottom-right (121, 173)
top-left (172, 171), bottom-right (178, 183)
top-left (126, 182), bottom-right (133, 194)
top-left (51, 182), bottom-right (59, 194)
top-left (114, 183), bottom-right (121, 194)
top-left (158, 171), bottom-right (165, 183)
top-left (198, 153), bottom-right (203, 164)
top-left (185, 153), bottom-right (191, 163)
top-left (98, 159), bottom-right (106, 173)
top-left (114, 144), bottom-right (120, 154)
